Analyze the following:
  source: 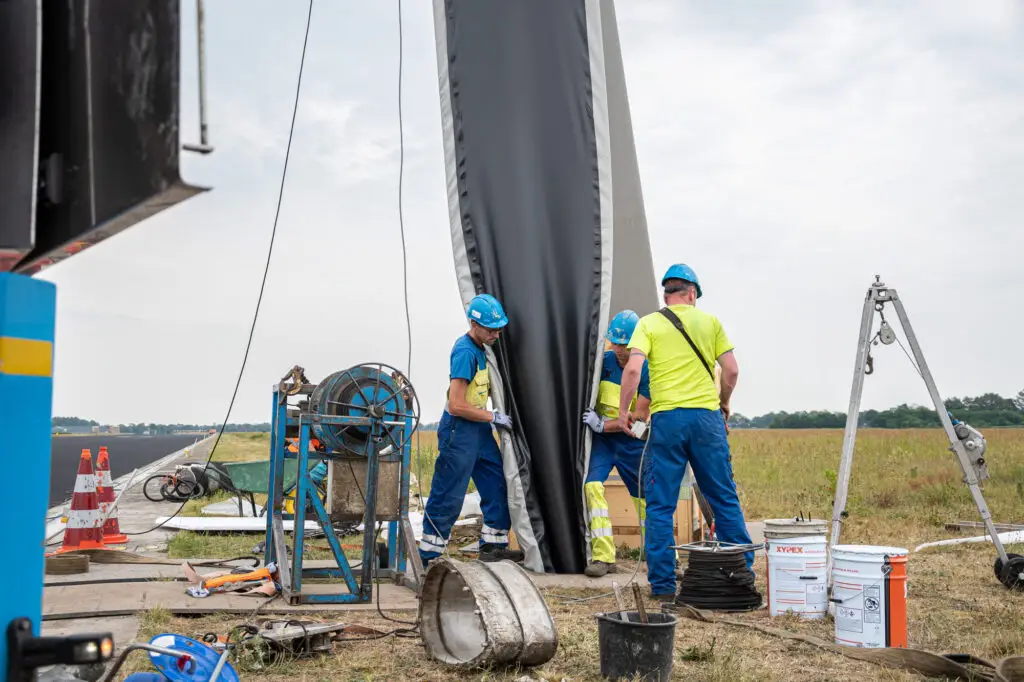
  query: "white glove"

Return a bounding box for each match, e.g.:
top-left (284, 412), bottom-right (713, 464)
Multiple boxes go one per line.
top-left (491, 411), bottom-right (513, 430)
top-left (582, 409), bottom-right (604, 433)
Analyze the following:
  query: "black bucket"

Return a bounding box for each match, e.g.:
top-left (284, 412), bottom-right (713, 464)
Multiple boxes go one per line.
top-left (596, 611), bottom-right (677, 681)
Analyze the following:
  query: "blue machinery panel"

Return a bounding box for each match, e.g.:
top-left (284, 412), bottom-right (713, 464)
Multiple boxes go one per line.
top-left (263, 365), bottom-right (418, 604)
top-left (0, 273), bottom-right (56, 674)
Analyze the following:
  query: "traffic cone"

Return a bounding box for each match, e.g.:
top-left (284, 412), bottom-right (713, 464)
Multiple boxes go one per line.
top-left (56, 449), bottom-right (106, 553)
top-left (95, 446), bottom-right (128, 545)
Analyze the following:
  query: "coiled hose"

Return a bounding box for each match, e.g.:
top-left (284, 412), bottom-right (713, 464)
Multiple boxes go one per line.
top-left (675, 550), bottom-right (762, 612)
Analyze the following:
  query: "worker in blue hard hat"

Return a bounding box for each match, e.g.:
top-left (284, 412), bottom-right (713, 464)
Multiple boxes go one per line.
top-left (580, 309), bottom-right (652, 577)
top-left (418, 293), bottom-right (525, 566)
top-left (616, 263), bottom-right (754, 600)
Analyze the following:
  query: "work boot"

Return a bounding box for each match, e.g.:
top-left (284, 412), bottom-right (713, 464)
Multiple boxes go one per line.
top-left (479, 543), bottom-right (525, 563)
top-left (585, 561), bottom-right (613, 578)
top-left (649, 590), bottom-right (676, 604)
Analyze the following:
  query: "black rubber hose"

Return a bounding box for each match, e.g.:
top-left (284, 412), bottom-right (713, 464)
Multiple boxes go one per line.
top-left (675, 550), bottom-right (762, 612)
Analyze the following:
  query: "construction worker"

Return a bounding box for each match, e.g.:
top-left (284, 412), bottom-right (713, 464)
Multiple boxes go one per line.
top-left (419, 294), bottom-right (525, 566)
top-left (581, 310), bottom-right (651, 578)
top-left (617, 264), bottom-right (753, 601)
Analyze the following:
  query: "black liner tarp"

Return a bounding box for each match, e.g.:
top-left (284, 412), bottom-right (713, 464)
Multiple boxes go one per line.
top-left (433, 0), bottom-right (656, 573)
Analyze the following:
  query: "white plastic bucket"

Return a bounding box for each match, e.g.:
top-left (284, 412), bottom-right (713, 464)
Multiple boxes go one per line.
top-left (765, 534), bottom-right (828, 619)
top-left (763, 518), bottom-right (828, 540)
top-left (831, 544), bottom-right (908, 648)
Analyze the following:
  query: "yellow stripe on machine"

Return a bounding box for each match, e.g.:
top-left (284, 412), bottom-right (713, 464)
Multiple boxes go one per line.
top-left (0, 337), bottom-right (54, 377)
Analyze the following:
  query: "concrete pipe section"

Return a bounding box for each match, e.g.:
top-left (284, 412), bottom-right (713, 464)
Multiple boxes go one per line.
top-left (418, 558), bottom-right (557, 669)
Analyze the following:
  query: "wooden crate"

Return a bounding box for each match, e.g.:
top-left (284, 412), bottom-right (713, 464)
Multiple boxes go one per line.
top-left (603, 467), bottom-right (696, 549)
top-left (507, 468), bottom-right (700, 552)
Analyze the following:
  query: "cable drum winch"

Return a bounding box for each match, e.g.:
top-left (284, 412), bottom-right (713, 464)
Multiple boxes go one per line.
top-left (265, 362), bottom-right (421, 606)
top-left (308, 362), bottom-right (420, 457)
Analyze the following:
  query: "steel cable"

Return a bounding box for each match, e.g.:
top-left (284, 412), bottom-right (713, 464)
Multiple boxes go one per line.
top-left (125, 0), bottom-right (316, 536)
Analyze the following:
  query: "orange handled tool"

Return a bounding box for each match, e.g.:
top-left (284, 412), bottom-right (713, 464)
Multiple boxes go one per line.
top-left (201, 564), bottom-right (276, 591)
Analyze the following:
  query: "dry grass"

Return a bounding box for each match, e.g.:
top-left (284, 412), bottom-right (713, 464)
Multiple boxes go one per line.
top-left (209, 432), bottom-right (272, 462)
top-left (731, 427), bottom-right (1024, 545)
top-left (143, 428), bottom-right (1024, 681)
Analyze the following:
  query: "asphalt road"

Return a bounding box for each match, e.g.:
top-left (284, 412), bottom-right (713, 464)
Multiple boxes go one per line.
top-left (49, 435), bottom-right (202, 507)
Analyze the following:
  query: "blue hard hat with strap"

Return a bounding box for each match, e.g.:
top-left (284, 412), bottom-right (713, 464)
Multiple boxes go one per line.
top-left (606, 309), bottom-right (640, 345)
top-left (467, 293), bottom-right (509, 329)
top-left (662, 263), bottom-right (702, 298)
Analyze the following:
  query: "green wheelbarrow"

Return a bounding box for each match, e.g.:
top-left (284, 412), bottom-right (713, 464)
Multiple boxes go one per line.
top-left (220, 459), bottom-right (326, 517)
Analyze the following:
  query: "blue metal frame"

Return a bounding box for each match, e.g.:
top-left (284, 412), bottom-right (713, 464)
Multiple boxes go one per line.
top-left (263, 378), bottom-right (413, 605)
top-left (1, 274), bottom-right (57, 673)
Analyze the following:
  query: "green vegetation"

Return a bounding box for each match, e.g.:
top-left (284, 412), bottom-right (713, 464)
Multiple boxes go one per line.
top-left (51, 417), bottom-right (271, 434)
top-left (208, 431), bottom-right (271, 462)
top-left (154, 427), bottom-right (1023, 681)
top-left (732, 389), bottom-right (1024, 429)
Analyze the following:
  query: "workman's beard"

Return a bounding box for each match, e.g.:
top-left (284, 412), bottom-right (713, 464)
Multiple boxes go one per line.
top-left (613, 348), bottom-right (630, 367)
top-left (472, 329), bottom-right (500, 346)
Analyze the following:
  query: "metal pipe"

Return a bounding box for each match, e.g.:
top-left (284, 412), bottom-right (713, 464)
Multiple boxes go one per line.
top-left (97, 643), bottom-right (194, 682)
top-left (208, 647), bottom-right (231, 681)
top-left (183, 0), bottom-right (214, 154)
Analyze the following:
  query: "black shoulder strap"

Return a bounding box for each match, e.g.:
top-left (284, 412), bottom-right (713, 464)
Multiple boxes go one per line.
top-left (658, 307), bottom-right (716, 383)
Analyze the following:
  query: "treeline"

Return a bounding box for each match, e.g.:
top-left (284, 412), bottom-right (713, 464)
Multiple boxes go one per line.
top-left (731, 391), bottom-right (1024, 429)
top-left (57, 389), bottom-right (1024, 433)
top-left (52, 417), bottom-right (271, 434)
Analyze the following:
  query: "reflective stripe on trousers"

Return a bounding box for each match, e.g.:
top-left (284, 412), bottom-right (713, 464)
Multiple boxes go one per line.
top-left (584, 482), bottom-right (646, 563)
top-left (419, 411), bottom-right (512, 564)
top-left (583, 431), bottom-right (648, 564)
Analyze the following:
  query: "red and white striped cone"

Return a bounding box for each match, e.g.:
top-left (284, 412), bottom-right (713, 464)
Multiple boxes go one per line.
top-left (56, 449), bottom-right (106, 553)
top-left (95, 446), bottom-right (128, 545)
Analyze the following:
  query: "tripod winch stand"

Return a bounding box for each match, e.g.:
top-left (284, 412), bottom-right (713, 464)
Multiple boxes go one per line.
top-left (829, 277), bottom-right (1023, 590)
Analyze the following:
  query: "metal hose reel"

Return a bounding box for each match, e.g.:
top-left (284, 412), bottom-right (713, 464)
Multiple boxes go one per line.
top-left (266, 362), bottom-right (421, 605)
top-left (310, 362), bottom-right (420, 457)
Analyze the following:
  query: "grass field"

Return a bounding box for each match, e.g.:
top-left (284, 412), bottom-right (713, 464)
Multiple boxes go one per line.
top-left (153, 428), bottom-right (1024, 681)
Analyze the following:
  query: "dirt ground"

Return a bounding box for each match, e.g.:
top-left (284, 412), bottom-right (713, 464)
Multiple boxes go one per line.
top-left (115, 540), bottom-right (1024, 682)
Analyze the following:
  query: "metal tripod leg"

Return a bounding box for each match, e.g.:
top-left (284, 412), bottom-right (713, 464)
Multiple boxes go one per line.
top-left (828, 287), bottom-right (877, 566)
top-left (890, 295), bottom-right (1010, 566)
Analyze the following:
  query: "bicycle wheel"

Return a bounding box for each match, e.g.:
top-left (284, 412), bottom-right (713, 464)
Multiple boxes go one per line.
top-left (173, 468), bottom-right (201, 499)
top-left (144, 474), bottom-right (171, 502)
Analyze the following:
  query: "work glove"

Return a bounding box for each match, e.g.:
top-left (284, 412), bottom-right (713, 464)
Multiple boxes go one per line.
top-left (491, 411), bottom-right (513, 430)
top-left (582, 409), bottom-right (604, 433)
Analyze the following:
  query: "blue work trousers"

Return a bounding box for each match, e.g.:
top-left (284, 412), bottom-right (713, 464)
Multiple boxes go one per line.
top-left (586, 432), bottom-right (646, 495)
top-left (644, 408), bottom-right (753, 596)
top-left (419, 411), bottom-right (511, 564)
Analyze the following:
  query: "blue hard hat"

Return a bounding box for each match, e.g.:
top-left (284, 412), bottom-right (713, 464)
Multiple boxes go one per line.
top-left (467, 293), bottom-right (508, 329)
top-left (607, 309), bottom-right (640, 345)
top-left (662, 263), bottom-right (702, 298)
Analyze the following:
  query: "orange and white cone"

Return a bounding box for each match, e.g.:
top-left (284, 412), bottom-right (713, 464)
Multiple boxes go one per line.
top-left (95, 446), bottom-right (128, 545)
top-left (56, 449), bottom-right (106, 553)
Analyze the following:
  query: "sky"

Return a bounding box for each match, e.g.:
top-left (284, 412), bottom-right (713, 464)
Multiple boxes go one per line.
top-left (39, 0), bottom-right (1024, 425)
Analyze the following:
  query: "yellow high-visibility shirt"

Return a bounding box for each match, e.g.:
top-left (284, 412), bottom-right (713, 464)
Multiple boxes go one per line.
top-left (627, 304), bottom-right (733, 414)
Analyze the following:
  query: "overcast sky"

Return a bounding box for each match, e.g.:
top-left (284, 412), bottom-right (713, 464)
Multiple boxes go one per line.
top-left (39, 0), bottom-right (1024, 425)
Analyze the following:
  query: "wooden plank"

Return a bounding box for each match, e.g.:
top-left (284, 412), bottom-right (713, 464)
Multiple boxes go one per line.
top-left (42, 581), bottom-right (418, 621)
top-left (401, 518), bottom-right (424, 585)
